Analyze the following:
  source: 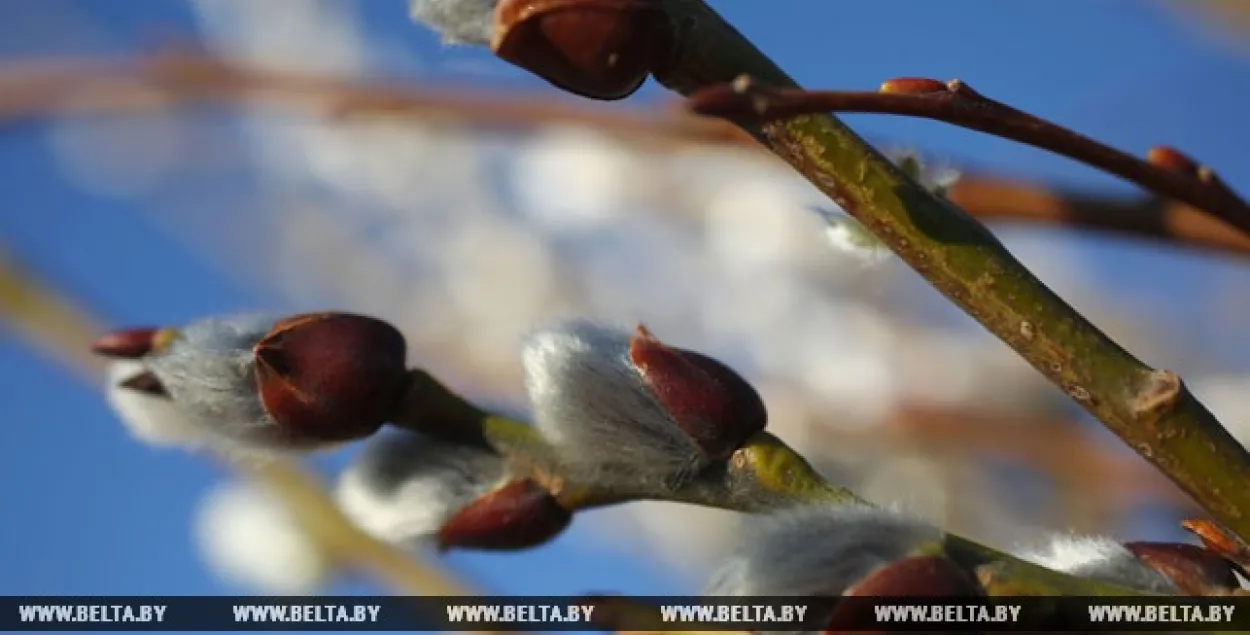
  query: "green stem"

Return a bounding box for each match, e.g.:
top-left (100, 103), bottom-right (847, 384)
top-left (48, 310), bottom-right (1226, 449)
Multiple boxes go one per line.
top-left (396, 376), bottom-right (1153, 597)
top-left (650, 0), bottom-right (1250, 546)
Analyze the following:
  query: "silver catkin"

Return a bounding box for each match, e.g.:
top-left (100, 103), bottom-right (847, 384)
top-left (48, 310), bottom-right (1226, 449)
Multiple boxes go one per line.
top-left (705, 504), bottom-right (942, 596)
top-left (336, 430), bottom-right (506, 545)
top-left (522, 319), bottom-right (708, 487)
top-left (143, 313), bottom-right (286, 452)
top-left (1015, 534), bottom-right (1179, 594)
top-left (409, 0), bottom-right (497, 45)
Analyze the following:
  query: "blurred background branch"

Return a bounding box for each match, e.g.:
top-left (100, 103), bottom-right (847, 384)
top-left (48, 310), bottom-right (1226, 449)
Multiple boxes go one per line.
top-left (2, 51), bottom-right (1249, 259)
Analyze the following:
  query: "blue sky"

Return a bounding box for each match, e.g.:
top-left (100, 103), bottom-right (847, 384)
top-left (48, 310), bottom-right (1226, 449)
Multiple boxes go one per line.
top-left (3, 0), bottom-right (1250, 614)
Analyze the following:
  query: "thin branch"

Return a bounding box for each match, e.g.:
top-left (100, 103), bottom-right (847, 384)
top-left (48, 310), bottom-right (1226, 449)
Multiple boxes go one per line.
top-left (651, 0), bottom-right (1250, 549)
top-left (686, 76), bottom-right (1250, 238)
top-left (946, 175), bottom-right (1250, 257)
top-left (0, 52), bottom-right (750, 149)
top-left (2, 53), bottom-right (1249, 258)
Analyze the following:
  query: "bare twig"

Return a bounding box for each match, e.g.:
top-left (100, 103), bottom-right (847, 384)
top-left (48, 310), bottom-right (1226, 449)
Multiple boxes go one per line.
top-left (651, 0), bottom-right (1250, 550)
top-left (687, 76), bottom-right (1250, 237)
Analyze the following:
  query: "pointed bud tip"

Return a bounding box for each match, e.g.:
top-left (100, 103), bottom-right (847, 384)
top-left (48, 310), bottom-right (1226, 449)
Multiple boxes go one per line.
top-left (878, 77), bottom-right (948, 95)
top-left (628, 327), bottom-right (767, 461)
top-left (254, 312), bottom-right (408, 445)
top-left (437, 479), bottom-right (572, 551)
top-left (91, 327), bottom-right (162, 359)
top-left (491, 0), bottom-right (667, 100)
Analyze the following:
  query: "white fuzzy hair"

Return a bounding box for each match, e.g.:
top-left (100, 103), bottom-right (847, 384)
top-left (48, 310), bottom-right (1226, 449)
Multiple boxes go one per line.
top-left (141, 313), bottom-right (296, 453)
top-left (1015, 534), bottom-right (1179, 593)
top-left (409, 0), bottom-right (497, 45)
top-left (106, 360), bottom-right (211, 449)
top-left (522, 319), bottom-right (708, 487)
top-left (705, 505), bottom-right (942, 596)
top-left (336, 431), bottom-right (506, 545)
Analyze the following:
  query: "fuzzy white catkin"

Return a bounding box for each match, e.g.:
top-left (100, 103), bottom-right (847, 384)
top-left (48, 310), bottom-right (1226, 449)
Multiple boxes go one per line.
top-left (409, 0), bottom-right (497, 45)
top-left (1015, 534), bottom-right (1179, 593)
top-left (705, 505), bottom-right (942, 596)
top-left (194, 481), bottom-right (331, 595)
top-left (336, 431), bottom-right (505, 545)
top-left (142, 313), bottom-right (294, 454)
top-left (105, 360), bottom-right (210, 449)
top-left (522, 319), bottom-right (708, 485)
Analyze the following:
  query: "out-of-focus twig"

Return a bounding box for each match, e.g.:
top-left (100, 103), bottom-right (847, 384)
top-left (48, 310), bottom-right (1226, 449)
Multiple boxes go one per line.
top-left (1, 52), bottom-right (1249, 257)
top-left (0, 248), bottom-right (106, 381)
top-left (0, 251), bottom-right (484, 604)
top-left (0, 52), bottom-right (751, 148)
top-left (946, 176), bottom-right (1250, 257)
top-left (687, 77), bottom-right (1250, 238)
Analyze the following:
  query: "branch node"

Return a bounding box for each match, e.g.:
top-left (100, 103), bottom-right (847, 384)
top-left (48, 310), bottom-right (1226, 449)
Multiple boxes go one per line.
top-left (1130, 369), bottom-right (1183, 424)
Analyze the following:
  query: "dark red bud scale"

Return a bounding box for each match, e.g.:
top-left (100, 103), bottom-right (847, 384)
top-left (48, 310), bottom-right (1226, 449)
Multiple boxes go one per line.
top-left (91, 327), bottom-right (163, 359)
top-left (827, 556), bottom-right (982, 635)
top-left (1125, 541), bottom-right (1240, 595)
top-left (253, 312), bottom-right (408, 444)
top-left (119, 370), bottom-right (170, 397)
top-left (878, 77), bottom-right (948, 95)
top-left (437, 479), bottom-right (572, 551)
top-left (628, 325), bottom-right (767, 461)
top-left (492, 0), bottom-right (667, 100)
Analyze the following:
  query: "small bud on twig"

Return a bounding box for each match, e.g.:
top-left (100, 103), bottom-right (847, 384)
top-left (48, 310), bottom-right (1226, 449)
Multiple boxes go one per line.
top-left (1147, 146), bottom-right (1201, 177)
top-left (878, 77), bottom-right (948, 95)
top-left (522, 319), bottom-right (765, 487)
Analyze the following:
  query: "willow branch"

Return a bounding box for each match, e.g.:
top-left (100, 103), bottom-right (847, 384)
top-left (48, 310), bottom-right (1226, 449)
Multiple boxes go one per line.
top-left (650, 0), bottom-right (1250, 547)
top-left (397, 372), bottom-right (1157, 598)
top-left (687, 76), bottom-right (1250, 237)
top-left (0, 254), bottom-right (481, 602)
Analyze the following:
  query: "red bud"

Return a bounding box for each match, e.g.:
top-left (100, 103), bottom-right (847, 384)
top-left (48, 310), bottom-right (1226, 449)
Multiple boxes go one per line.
top-left (437, 479), bottom-right (572, 551)
top-left (492, 0), bottom-right (667, 100)
top-left (1147, 146), bottom-right (1200, 176)
top-left (628, 325), bottom-right (766, 461)
top-left (91, 327), bottom-right (162, 359)
top-left (253, 312), bottom-right (408, 444)
top-left (828, 556), bottom-right (982, 635)
top-left (1126, 541), bottom-right (1240, 594)
top-left (878, 77), bottom-right (948, 95)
